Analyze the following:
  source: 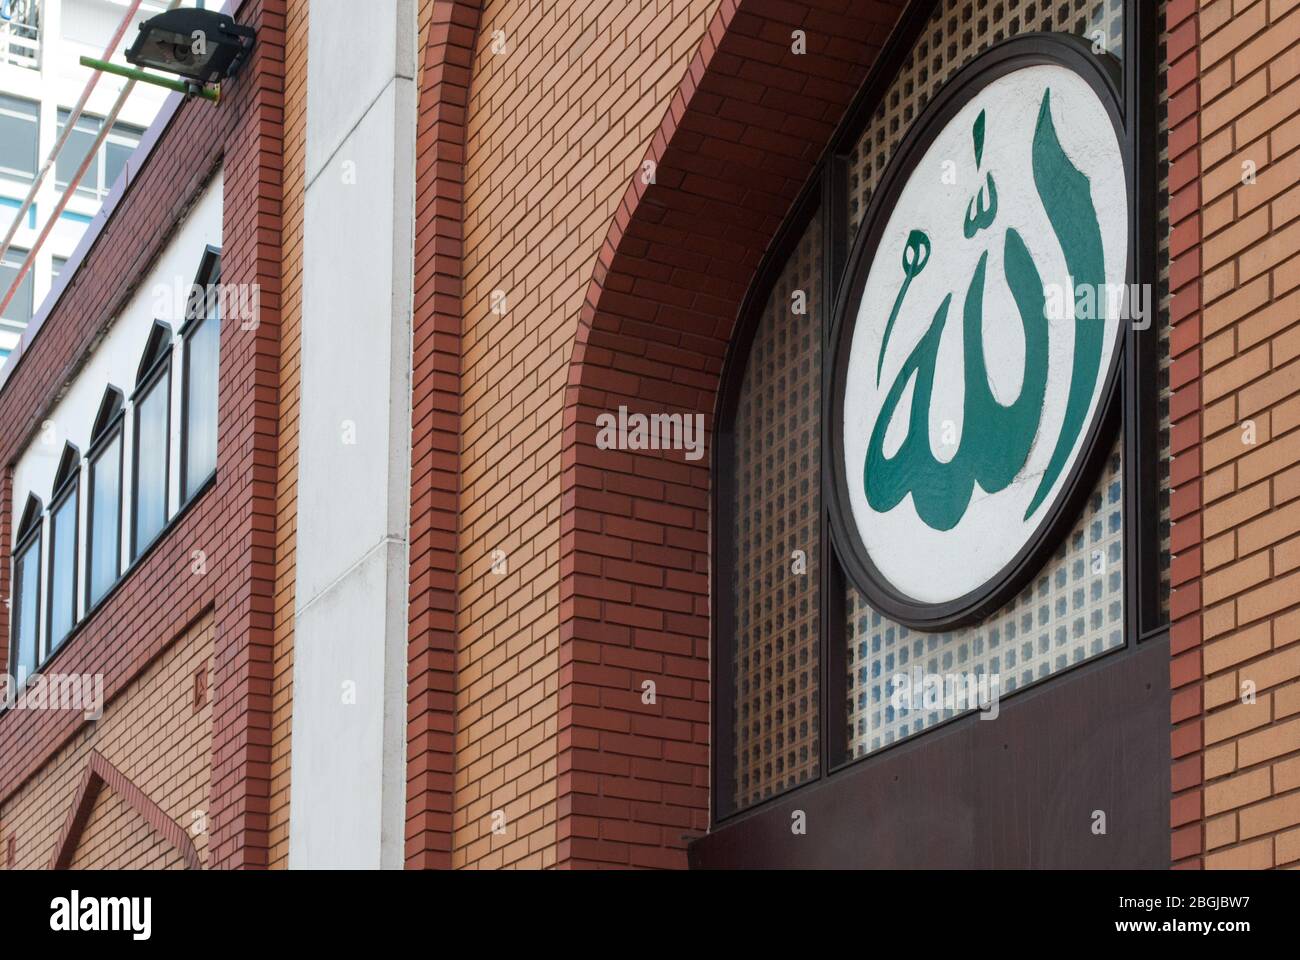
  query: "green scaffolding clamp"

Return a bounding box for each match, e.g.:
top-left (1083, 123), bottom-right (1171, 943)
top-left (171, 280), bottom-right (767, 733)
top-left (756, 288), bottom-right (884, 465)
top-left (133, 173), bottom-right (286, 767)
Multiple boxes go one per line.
top-left (79, 56), bottom-right (221, 104)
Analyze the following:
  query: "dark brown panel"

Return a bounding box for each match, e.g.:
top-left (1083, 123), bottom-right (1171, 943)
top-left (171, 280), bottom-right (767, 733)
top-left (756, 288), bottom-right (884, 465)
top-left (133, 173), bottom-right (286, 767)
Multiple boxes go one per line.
top-left (691, 636), bottom-right (1170, 868)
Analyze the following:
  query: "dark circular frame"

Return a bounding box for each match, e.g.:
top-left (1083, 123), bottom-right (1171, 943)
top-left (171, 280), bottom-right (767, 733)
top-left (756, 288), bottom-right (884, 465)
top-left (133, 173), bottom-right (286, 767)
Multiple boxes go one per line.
top-left (824, 33), bottom-right (1130, 631)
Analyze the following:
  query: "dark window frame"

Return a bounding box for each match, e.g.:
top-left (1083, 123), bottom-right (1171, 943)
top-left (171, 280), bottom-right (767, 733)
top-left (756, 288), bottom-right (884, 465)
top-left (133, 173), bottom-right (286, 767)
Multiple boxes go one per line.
top-left (130, 322), bottom-right (174, 562)
top-left (45, 445), bottom-right (80, 656)
top-left (85, 389), bottom-right (126, 613)
top-left (710, 0), bottom-right (1164, 825)
top-left (179, 246), bottom-right (222, 504)
top-left (9, 495), bottom-right (43, 682)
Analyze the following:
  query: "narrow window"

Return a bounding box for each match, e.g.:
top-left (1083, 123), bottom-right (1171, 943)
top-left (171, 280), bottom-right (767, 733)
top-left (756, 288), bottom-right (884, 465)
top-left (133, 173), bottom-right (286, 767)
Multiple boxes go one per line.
top-left (55, 109), bottom-right (100, 197)
top-left (46, 445), bottom-right (80, 654)
top-left (86, 388), bottom-right (124, 608)
top-left (10, 496), bottom-right (42, 682)
top-left (103, 121), bottom-right (144, 195)
top-left (181, 249), bottom-right (221, 500)
top-left (131, 323), bottom-right (172, 559)
top-left (56, 111), bottom-right (144, 199)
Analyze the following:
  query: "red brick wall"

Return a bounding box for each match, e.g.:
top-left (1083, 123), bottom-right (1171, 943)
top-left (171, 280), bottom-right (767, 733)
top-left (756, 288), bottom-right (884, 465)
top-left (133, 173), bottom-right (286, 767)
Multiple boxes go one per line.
top-left (558, 0), bottom-right (904, 868)
top-left (1188, 0), bottom-right (1300, 870)
top-left (0, 0), bottom-right (286, 869)
top-left (1, 612), bottom-right (214, 869)
top-left (441, 0), bottom-right (722, 869)
top-left (268, 0), bottom-right (308, 870)
top-left (1168, 0), bottom-right (1208, 869)
top-left (408, 0), bottom-right (483, 870)
top-left (407, 0), bottom-right (906, 870)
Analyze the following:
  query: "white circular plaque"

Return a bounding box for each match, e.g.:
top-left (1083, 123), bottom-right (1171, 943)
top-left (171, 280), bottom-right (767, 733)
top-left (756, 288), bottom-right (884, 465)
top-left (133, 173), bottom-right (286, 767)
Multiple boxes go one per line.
top-left (832, 43), bottom-right (1129, 621)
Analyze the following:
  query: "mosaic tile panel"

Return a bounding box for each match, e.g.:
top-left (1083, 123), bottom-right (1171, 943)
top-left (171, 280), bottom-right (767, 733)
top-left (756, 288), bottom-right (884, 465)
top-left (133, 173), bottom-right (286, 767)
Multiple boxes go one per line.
top-left (731, 211), bottom-right (823, 811)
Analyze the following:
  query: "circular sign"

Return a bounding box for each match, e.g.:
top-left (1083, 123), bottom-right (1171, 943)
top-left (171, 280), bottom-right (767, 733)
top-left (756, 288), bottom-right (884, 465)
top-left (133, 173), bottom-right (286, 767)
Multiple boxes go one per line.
top-left (828, 37), bottom-right (1129, 629)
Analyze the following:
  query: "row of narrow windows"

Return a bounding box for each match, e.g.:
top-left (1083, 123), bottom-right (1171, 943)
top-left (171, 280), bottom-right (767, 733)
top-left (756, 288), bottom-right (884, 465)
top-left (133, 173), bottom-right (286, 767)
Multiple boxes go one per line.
top-left (8, 249), bottom-right (222, 682)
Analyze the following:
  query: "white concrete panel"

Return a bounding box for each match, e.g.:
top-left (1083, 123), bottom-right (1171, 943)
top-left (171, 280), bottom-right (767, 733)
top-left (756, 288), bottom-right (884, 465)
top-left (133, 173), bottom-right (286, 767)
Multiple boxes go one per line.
top-left (288, 538), bottom-right (407, 869)
top-left (292, 0), bottom-right (415, 870)
top-left (297, 81), bottom-right (414, 600)
top-left (305, 0), bottom-right (416, 184)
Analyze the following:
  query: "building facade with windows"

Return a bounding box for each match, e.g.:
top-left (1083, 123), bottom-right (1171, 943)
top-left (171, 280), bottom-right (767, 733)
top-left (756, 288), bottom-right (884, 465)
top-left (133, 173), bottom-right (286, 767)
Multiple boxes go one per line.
top-left (0, 0), bottom-right (285, 869)
top-left (0, 0), bottom-right (1298, 870)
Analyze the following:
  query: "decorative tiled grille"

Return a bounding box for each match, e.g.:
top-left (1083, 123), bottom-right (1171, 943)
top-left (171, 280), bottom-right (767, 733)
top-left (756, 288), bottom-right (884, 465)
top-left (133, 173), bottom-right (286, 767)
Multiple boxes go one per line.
top-left (848, 0), bottom-right (1126, 236)
top-left (842, 0), bottom-right (1130, 760)
top-left (845, 444), bottom-right (1124, 757)
top-left (730, 211), bottom-right (823, 811)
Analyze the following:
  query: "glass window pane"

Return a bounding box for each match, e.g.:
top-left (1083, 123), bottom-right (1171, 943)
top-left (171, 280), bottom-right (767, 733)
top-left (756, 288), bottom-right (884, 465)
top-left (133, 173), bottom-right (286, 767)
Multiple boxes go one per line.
top-left (88, 435), bottom-right (122, 606)
top-left (183, 314), bottom-right (219, 499)
top-left (727, 209), bottom-right (822, 815)
top-left (104, 141), bottom-right (131, 191)
top-left (12, 535), bottom-right (41, 680)
top-left (133, 374), bottom-right (170, 555)
top-left (0, 246), bottom-right (34, 326)
top-left (0, 95), bottom-right (38, 181)
top-left (104, 123), bottom-right (142, 191)
top-left (52, 257), bottom-right (67, 280)
top-left (55, 110), bottom-right (101, 196)
top-left (48, 490), bottom-right (78, 652)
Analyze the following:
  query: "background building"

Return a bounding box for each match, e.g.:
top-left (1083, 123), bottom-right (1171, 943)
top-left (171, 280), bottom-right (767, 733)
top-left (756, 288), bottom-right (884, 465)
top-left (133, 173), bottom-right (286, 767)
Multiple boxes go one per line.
top-left (0, 0), bottom-right (215, 364)
top-left (0, 0), bottom-right (1297, 871)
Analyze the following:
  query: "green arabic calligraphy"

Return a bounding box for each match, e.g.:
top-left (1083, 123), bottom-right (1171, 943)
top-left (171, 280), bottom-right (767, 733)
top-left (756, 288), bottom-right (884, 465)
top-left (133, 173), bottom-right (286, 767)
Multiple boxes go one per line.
top-left (864, 91), bottom-right (1107, 531)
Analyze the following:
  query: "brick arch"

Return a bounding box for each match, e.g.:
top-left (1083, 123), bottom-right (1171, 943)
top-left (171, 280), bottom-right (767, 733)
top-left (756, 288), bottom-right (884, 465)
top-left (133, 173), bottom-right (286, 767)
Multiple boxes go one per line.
top-left (407, 0), bottom-right (484, 871)
top-left (51, 751), bottom-right (202, 870)
top-left (559, 0), bottom-right (907, 867)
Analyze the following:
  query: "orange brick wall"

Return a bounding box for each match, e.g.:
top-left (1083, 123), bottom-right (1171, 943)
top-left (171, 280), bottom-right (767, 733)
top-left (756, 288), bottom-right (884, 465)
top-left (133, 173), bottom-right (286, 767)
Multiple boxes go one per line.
top-left (450, 0), bottom-right (720, 868)
top-left (1196, 0), bottom-right (1300, 869)
top-left (269, 0), bottom-right (308, 870)
top-left (0, 612), bottom-right (215, 869)
top-left (69, 787), bottom-right (190, 870)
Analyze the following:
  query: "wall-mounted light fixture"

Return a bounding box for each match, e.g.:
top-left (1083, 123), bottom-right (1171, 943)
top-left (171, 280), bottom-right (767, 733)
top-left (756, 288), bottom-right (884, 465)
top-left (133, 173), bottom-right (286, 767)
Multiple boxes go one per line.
top-left (80, 9), bottom-right (256, 105)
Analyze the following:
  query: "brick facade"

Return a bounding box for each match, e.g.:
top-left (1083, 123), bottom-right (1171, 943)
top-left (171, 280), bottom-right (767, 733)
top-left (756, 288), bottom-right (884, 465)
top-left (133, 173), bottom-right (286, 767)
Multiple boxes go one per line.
top-left (1, 612), bottom-right (214, 869)
top-left (427, 0), bottom-right (723, 869)
top-left (269, 0), bottom-right (309, 870)
top-left (407, 0), bottom-right (483, 870)
top-left (0, 0), bottom-right (287, 870)
top-left (3, 0), bottom-right (1297, 872)
top-left (403, 0), bottom-right (910, 869)
top-left (1189, 0), bottom-right (1300, 870)
top-left (1168, 0), bottom-right (1208, 869)
top-left (557, 0), bottom-right (904, 868)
